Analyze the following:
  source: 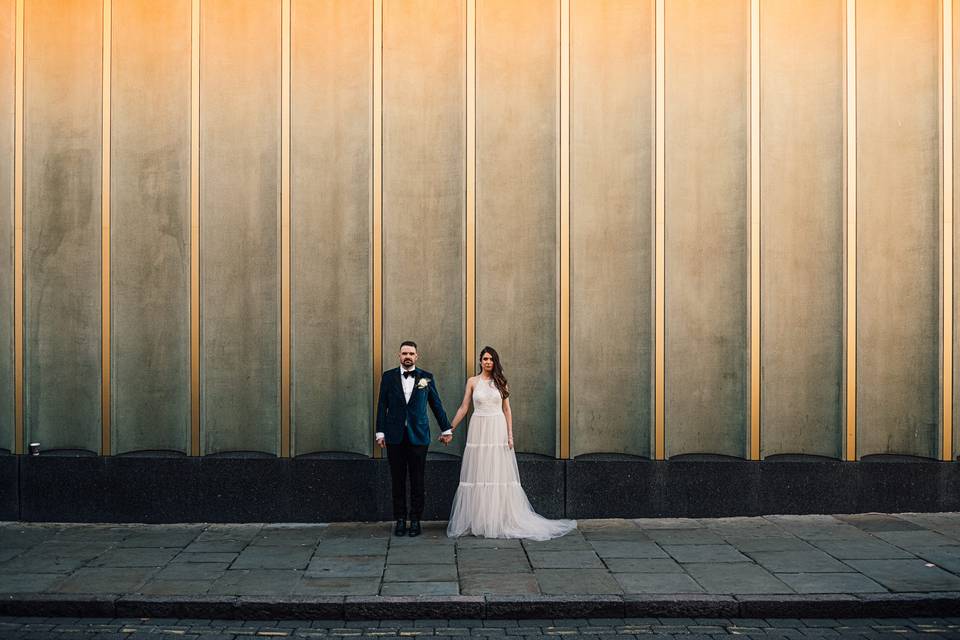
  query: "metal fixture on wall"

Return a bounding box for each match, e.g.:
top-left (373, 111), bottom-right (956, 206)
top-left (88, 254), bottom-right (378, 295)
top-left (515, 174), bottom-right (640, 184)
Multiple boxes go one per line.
top-left (101, 0), bottom-right (111, 455)
top-left (13, 0), bottom-right (22, 456)
top-left (371, 0), bottom-right (383, 459)
top-left (942, 0), bottom-right (954, 462)
top-left (281, 0), bottom-right (291, 458)
top-left (844, 0), bottom-right (857, 461)
top-left (559, 0), bottom-right (570, 459)
top-left (190, 0), bottom-right (200, 457)
top-left (654, 0), bottom-right (665, 461)
top-left (749, 0), bottom-right (761, 460)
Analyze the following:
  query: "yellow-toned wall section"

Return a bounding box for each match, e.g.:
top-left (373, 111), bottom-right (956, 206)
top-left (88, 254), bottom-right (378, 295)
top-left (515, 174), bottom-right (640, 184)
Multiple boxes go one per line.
top-left (570, 0), bottom-right (653, 458)
top-left (200, 0), bottom-right (280, 455)
top-left (476, 0), bottom-right (558, 457)
top-left (760, 0), bottom-right (844, 458)
top-left (24, 0), bottom-right (102, 453)
top-left (0, 1), bottom-right (954, 461)
top-left (664, 0), bottom-right (749, 458)
top-left (291, 0), bottom-right (372, 457)
top-left (382, 0), bottom-right (466, 456)
top-left (111, 0), bottom-right (191, 455)
top-left (857, 0), bottom-right (940, 458)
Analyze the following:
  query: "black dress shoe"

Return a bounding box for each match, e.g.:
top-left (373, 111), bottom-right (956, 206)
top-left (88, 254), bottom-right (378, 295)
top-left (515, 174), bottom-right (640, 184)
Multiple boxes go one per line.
top-left (394, 519), bottom-right (407, 536)
top-left (408, 520), bottom-right (421, 537)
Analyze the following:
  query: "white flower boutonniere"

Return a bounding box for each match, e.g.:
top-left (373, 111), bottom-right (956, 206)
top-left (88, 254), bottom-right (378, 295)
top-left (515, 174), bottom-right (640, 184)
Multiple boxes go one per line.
top-left (417, 378), bottom-right (430, 390)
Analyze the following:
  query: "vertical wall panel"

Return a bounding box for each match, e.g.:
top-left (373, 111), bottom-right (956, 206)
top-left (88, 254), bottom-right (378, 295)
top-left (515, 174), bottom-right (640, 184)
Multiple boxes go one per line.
top-left (954, 0), bottom-right (960, 460)
top-left (0, 0), bottom-right (11, 452)
top-left (382, 0), bottom-right (465, 455)
top-left (570, 0), bottom-right (652, 458)
top-left (858, 0), bottom-right (939, 458)
top-left (664, 0), bottom-right (748, 457)
top-left (112, 0), bottom-right (190, 454)
top-left (477, 0), bottom-right (557, 457)
top-left (201, 0), bottom-right (280, 455)
top-left (292, 0), bottom-right (371, 456)
top-left (24, 0), bottom-right (101, 452)
top-left (760, 0), bottom-right (843, 458)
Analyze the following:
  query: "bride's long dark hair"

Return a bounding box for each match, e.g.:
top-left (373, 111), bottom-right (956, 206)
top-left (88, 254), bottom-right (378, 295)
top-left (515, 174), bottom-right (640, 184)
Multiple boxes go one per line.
top-left (479, 346), bottom-right (510, 399)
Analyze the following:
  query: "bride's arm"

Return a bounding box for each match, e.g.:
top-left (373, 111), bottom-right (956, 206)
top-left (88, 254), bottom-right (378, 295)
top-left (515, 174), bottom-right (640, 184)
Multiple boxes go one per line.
top-left (503, 396), bottom-right (513, 448)
top-left (448, 377), bottom-right (475, 432)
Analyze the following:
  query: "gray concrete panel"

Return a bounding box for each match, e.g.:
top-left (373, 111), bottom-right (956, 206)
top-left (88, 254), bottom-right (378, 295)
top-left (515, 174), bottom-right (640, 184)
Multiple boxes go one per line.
top-left (664, 0), bottom-right (749, 457)
top-left (111, 0), bottom-right (191, 454)
top-left (857, 0), bottom-right (939, 458)
top-left (0, 0), bottom-right (12, 452)
top-left (201, 0), bottom-right (280, 455)
top-left (382, 0), bottom-right (465, 456)
top-left (570, 0), bottom-right (653, 457)
top-left (476, 0), bottom-right (558, 457)
top-left (24, 0), bottom-right (102, 452)
top-left (759, 0), bottom-right (843, 458)
top-left (291, 0), bottom-right (372, 456)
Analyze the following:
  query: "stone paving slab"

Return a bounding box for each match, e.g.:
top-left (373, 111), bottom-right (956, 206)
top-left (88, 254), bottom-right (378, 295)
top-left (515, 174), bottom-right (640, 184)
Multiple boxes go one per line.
top-left (3, 514), bottom-right (960, 619)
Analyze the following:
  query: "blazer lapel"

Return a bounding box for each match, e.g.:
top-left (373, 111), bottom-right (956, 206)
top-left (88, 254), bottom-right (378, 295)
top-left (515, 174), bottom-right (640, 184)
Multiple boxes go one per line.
top-left (393, 368), bottom-right (404, 399)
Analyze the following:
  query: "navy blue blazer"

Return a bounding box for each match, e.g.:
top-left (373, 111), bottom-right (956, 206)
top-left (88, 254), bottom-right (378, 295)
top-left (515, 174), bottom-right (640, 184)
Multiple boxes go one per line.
top-left (375, 367), bottom-right (451, 446)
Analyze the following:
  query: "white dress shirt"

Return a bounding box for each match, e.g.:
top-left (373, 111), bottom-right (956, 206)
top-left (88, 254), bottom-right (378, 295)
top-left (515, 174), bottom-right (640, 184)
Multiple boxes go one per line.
top-left (376, 367), bottom-right (452, 442)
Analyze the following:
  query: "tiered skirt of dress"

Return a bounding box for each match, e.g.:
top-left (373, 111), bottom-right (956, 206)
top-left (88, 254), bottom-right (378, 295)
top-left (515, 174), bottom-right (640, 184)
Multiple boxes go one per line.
top-left (446, 392), bottom-right (576, 541)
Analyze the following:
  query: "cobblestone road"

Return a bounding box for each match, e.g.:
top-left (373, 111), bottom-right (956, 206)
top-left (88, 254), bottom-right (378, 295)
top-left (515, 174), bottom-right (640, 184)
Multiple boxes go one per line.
top-left (1, 617), bottom-right (959, 639)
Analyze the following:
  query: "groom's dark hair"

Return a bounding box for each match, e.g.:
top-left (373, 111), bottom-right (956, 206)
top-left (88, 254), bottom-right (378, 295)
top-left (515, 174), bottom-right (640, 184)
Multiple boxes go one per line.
top-left (400, 340), bottom-right (418, 352)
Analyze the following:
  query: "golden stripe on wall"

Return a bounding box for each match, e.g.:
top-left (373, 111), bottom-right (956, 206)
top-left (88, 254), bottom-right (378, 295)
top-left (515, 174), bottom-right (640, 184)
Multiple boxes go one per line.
top-left (12, 0), bottom-right (21, 455)
top-left (190, 0), bottom-right (200, 456)
top-left (372, 0), bottom-right (383, 459)
top-left (466, 0), bottom-right (476, 382)
top-left (559, 0), bottom-right (570, 459)
top-left (101, 0), bottom-right (111, 455)
top-left (749, 0), bottom-right (760, 460)
top-left (844, 0), bottom-right (857, 461)
top-left (280, 0), bottom-right (291, 458)
top-left (654, 0), bottom-right (665, 460)
top-left (944, 0), bottom-right (954, 462)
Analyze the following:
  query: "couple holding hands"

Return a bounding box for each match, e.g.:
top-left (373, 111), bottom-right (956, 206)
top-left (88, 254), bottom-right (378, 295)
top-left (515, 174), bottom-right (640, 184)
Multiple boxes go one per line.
top-left (375, 341), bottom-right (577, 540)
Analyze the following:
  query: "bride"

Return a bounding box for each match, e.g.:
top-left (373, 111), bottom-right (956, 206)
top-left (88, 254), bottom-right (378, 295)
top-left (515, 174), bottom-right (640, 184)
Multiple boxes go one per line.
top-left (441, 346), bottom-right (576, 540)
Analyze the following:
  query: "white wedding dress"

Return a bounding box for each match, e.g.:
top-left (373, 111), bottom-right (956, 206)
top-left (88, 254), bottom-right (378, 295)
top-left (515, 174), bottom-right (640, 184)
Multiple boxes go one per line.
top-left (446, 378), bottom-right (577, 540)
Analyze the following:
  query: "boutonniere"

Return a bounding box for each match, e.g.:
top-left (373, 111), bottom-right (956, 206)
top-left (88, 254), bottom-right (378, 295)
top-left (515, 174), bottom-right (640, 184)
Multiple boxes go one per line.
top-left (417, 378), bottom-right (430, 390)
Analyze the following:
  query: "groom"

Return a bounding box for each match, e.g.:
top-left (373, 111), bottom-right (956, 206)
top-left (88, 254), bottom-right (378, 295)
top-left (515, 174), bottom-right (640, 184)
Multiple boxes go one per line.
top-left (375, 340), bottom-right (453, 537)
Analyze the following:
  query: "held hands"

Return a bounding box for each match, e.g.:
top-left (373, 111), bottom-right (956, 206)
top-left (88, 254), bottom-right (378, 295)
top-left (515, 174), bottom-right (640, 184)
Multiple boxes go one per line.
top-left (438, 433), bottom-right (453, 445)
top-left (376, 437), bottom-right (386, 449)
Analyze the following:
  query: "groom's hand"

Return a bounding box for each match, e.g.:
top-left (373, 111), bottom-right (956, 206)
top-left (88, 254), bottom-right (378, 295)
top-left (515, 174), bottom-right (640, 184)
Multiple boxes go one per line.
top-left (376, 437), bottom-right (385, 449)
top-left (439, 434), bottom-right (453, 445)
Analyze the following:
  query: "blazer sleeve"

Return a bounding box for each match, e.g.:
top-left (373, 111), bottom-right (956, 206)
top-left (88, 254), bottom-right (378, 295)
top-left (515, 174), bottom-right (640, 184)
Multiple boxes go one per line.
top-left (375, 373), bottom-right (389, 435)
top-left (427, 377), bottom-right (452, 432)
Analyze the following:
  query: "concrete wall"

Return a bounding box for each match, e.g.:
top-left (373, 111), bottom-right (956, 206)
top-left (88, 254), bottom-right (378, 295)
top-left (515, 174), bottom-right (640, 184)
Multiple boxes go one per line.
top-left (382, 0), bottom-right (466, 457)
top-left (24, 0), bottom-right (102, 452)
top-left (200, 0), bottom-right (280, 455)
top-left (0, 0), bottom-right (956, 462)
top-left (857, 0), bottom-right (940, 458)
top-left (111, 0), bottom-right (191, 455)
top-left (570, 0), bottom-right (653, 458)
top-left (760, 0), bottom-right (844, 458)
top-left (664, 0), bottom-right (749, 457)
top-left (291, 0), bottom-right (372, 457)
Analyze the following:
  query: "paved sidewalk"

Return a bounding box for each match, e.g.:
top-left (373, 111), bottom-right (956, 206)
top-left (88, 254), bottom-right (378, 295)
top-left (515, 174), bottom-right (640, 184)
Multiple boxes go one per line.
top-left (4, 514), bottom-right (960, 619)
top-left (2, 615), bottom-right (960, 639)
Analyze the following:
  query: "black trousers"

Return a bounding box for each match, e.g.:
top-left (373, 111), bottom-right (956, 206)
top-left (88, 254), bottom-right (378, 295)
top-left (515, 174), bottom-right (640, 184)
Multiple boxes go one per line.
top-left (386, 433), bottom-right (428, 521)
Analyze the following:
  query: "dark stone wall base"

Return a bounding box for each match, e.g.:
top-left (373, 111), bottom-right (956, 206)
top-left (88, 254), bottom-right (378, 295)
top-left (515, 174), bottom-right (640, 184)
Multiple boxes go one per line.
top-left (3, 454), bottom-right (958, 522)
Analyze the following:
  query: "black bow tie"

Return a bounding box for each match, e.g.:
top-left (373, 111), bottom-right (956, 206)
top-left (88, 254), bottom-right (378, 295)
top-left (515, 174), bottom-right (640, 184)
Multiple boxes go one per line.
top-left (402, 370), bottom-right (416, 379)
